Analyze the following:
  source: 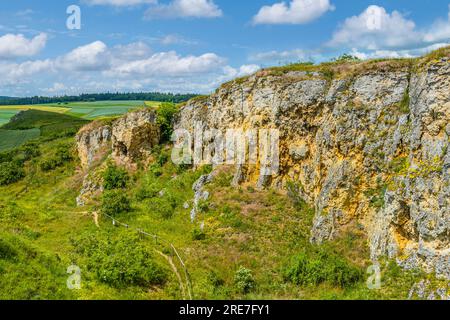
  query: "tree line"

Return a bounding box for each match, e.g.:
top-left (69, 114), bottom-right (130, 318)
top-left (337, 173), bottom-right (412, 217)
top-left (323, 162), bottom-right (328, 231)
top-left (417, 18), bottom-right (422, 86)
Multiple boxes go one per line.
top-left (0, 92), bottom-right (198, 105)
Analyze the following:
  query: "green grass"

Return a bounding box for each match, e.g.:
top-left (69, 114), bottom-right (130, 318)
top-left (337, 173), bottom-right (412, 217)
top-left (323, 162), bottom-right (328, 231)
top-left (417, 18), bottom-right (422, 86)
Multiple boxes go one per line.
top-left (0, 134), bottom-right (445, 300)
top-left (0, 128), bottom-right (40, 152)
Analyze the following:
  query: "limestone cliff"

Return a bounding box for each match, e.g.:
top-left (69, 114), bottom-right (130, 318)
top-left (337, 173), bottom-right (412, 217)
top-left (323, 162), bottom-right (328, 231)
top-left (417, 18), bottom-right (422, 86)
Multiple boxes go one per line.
top-left (174, 53), bottom-right (450, 278)
top-left (75, 109), bottom-right (160, 206)
top-left (76, 109), bottom-right (160, 170)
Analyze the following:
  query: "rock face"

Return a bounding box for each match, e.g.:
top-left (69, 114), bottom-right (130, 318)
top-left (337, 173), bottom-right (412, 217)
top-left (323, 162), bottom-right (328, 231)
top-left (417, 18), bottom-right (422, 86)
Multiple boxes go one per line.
top-left (75, 109), bottom-right (161, 207)
top-left (175, 56), bottom-right (450, 278)
top-left (76, 109), bottom-right (160, 169)
top-left (112, 109), bottom-right (160, 167)
top-left (76, 123), bottom-right (112, 168)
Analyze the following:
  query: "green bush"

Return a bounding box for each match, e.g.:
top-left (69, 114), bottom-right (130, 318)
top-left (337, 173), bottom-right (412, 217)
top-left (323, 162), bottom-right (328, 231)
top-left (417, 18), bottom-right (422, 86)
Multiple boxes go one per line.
top-left (0, 150), bottom-right (14, 164)
top-left (156, 103), bottom-right (178, 143)
top-left (0, 238), bottom-right (18, 260)
top-left (101, 190), bottom-right (131, 216)
top-left (156, 152), bottom-right (169, 167)
top-left (234, 267), bottom-right (256, 294)
top-left (148, 196), bottom-right (176, 219)
top-left (284, 247), bottom-right (363, 288)
top-left (0, 162), bottom-right (25, 186)
top-left (149, 164), bottom-right (163, 177)
top-left (39, 143), bottom-right (73, 172)
top-left (73, 231), bottom-right (167, 288)
top-left (135, 184), bottom-right (160, 201)
top-left (208, 271), bottom-right (225, 288)
top-left (40, 157), bottom-right (61, 171)
top-left (103, 164), bottom-right (129, 190)
top-left (192, 228), bottom-right (206, 241)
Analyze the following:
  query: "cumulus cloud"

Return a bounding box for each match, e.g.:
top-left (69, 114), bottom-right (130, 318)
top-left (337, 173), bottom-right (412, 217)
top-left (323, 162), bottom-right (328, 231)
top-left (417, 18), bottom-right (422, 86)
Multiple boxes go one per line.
top-left (110, 51), bottom-right (226, 77)
top-left (0, 39), bottom-right (254, 95)
top-left (350, 43), bottom-right (450, 60)
top-left (112, 41), bottom-right (152, 60)
top-left (83, 0), bottom-right (157, 6)
top-left (250, 49), bottom-right (310, 63)
top-left (253, 0), bottom-right (334, 25)
top-left (0, 33), bottom-right (47, 59)
top-left (145, 0), bottom-right (222, 19)
top-left (423, 4), bottom-right (450, 43)
top-left (0, 59), bottom-right (52, 86)
top-left (329, 5), bottom-right (450, 51)
top-left (55, 41), bottom-right (111, 71)
top-left (329, 6), bottom-right (420, 50)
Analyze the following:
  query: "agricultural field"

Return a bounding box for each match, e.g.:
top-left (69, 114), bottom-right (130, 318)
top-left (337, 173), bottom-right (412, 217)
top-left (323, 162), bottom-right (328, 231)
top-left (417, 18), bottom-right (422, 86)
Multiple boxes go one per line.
top-left (0, 100), bottom-right (159, 124)
top-left (0, 128), bottom-right (41, 152)
top-left (0, 110), bottom-right (89, 152)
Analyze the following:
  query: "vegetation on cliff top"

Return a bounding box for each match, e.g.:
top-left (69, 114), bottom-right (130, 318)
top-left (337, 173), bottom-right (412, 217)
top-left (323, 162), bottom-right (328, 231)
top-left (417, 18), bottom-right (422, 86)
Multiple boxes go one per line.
top-left (216, 46), bottom-right (450, 93)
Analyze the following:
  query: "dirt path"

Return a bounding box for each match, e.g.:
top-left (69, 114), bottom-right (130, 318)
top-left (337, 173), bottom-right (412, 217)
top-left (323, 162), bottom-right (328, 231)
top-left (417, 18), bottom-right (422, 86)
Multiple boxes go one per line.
top-left (156, 250), bottom-right (187, 300)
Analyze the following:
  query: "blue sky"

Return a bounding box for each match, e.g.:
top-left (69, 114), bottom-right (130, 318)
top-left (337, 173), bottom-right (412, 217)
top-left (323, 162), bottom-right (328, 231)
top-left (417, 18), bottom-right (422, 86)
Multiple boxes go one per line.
top-left (0, 0), bottom-right (449, 96)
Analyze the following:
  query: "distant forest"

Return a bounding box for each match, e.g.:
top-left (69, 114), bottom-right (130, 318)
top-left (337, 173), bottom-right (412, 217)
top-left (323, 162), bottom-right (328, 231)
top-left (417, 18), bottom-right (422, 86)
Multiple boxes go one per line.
top-left (0, 92), bottom-right (199, 105)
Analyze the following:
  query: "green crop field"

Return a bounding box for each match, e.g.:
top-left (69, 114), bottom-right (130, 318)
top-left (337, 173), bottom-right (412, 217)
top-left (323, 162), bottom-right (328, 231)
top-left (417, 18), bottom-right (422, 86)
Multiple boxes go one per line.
top-left (0, 100), bottom-right (161, 124)
top-left (0, 128), bottom-right (41, 151)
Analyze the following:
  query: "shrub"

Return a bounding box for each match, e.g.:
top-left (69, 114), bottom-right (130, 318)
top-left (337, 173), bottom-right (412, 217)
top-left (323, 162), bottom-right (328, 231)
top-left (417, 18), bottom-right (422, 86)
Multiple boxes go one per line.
top-left (101, 190), bottom-right (131, 216)
top-left (0, 162), bottom-right (25, 186)
top-left (40, 158), bottom-right (61, 171)
top-left (156, 103), bottom-right (178, 143)
top-left (207, 271), bottom-right (224, 288)
top-left (192, 228), bottom-right (206, 241)
top-left (157, 152), bottom-right (169, 167)
top-left (0, 238), bottom-right (18, 261)
top-left (74, 231), bottom-right (167, 288)
top-left (332, 53), bottom-right (361, 63)
top-left (103, 164), bottom-right (129, 190)
top-left (284, 247), bottom-right (363, 288)
top-left (135, 184), bottom-right (160, 201)
top-left (16, 142), bottom-right (40, 162)
top-left (197, 199), bottom-right (210, 213)
top-left (39, 143), bottom-right (73, 172)
top-left (148, 197), bottom-right (176, 219)
top-left (149, 164), bottom-right (163, 177)
top-left (234, 267), bottom-right (255, 294)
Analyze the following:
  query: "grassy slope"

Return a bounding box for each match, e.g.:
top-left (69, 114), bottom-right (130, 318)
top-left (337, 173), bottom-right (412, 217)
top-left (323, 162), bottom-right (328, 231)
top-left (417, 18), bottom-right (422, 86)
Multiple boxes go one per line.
top-left (1, 134), bottom-right (445, 299)
top-left (0, 128), bottom-right (40, 152)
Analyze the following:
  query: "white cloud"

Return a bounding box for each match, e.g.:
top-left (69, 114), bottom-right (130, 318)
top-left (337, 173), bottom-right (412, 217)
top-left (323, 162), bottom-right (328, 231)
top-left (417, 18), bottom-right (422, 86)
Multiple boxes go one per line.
top-left (0, 39), bottom-right (249, 95)
top-left (350, 43), bottom-right (450, 60)
top-left (145, 0), bottom-right (223, 19)
top-left (0, 33), bottom-right (47, 59)
top-left (159, 34), bottom-right (197, 45)
top-left (84, 0), bottom-right (157, 6)
top-left (237, 64), bottom-right (261, 76)
top-left (253, 0), bottom-right (334, 25)
top-left (0, 59), bottom-right (52, 85)
top-left (250, 49), bottom-right (309, 62)
top-left (329, 5), bottom-right (450, 51)
top-left (110, 51), bottom-right (226, 77)
top-left (424, 4), bottom-right (450, 43)
top-left (329, 6), bottom-right (420, 50)
top-left (112, 41), bottom-right (152, 60)
top-left (55, 41), bottom-right (111, 71)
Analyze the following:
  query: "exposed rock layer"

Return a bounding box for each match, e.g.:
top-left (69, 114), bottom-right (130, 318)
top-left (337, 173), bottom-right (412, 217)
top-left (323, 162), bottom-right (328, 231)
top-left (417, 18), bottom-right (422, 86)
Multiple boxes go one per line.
top-left (175, 58), bottom-right (450, 278)
top-left (76, 109), bottom-right (160, 169)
